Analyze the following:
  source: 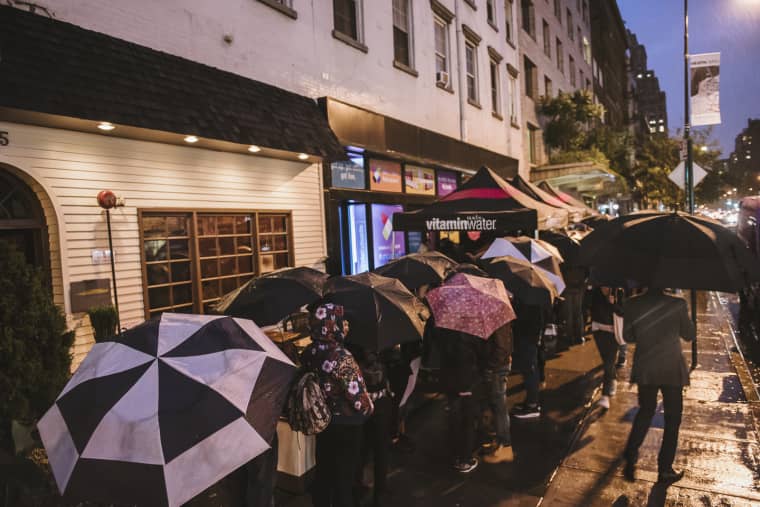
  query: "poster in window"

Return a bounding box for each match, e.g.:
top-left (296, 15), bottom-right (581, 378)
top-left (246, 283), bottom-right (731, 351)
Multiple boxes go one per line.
top-left (371, 203), bottom-right (406, 268)
top-left (330, 160), bottom-right (366, 189)
top-left (437, 170), bottom-right (458, 197)
top-left (404, 166), bottom-right (436, 195)
top-left (369, 159), bottom-right (403, 192)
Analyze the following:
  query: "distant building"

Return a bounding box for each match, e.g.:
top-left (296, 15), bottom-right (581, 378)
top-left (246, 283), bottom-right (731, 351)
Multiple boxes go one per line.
top-left (628, 30), bottom-right (668, 137)
top-left (590, 0), bottom-right (630, 129)
top-left (730, 118), bottom-right (760, 180)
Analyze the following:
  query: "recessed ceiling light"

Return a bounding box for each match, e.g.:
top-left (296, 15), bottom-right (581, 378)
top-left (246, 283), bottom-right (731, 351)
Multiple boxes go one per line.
top-left (184, 135), bottom-right (199, 143)
top-left (248, 145), bottom-right (261, 153)
top-left (298, 153), bottom-right (309, 160)
top-left (98, 122), bottom-right (115, 131)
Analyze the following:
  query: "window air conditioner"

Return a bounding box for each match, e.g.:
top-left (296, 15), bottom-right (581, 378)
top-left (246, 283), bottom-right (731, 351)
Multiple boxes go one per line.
top-left (436, 71), bottom-right (450, 87)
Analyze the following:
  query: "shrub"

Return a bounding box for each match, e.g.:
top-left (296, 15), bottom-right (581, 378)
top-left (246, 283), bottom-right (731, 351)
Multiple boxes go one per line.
top-left (87, 305), bottom-right (119, 342)
top-left (0, 240), bottom-right (73, 452)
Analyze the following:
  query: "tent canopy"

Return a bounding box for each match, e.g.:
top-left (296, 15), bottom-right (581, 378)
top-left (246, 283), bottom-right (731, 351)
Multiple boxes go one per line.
top-left (537, 180), bottom-right (597, 216)
top-left (511, 175), bottom-right (585, 223)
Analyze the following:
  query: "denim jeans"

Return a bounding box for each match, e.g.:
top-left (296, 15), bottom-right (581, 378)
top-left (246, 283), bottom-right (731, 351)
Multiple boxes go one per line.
top-left (487, 368), bottom-right (511, 445)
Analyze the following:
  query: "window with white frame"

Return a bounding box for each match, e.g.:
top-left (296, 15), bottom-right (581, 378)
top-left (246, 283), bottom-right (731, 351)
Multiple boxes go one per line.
top-left (508, 73), bottom-right (518, 124)
top-left (542, 19), bottom-right (551, 57)
top-left (505, 0), bottom-right (514, 44)
top-left (490, 58), bottom-right (501, 115)
top-left (554, 0), bottom-right (561, 21)
top-left (334, 0), bottom-right (362, 42)
top-left (487, 0), bottom-right (497, 27)
top-left (569, 54), bottom-right (576, 86)
top-left (556, 37), bottom-right (563, 73)
top-left (434, 16), bottom-right (450, 79)
top-left (392, 0), bottom-right (413, 68)
top-left (544, 75), bottom-right (553, 97)
top-left (583, 36), bottom-right (591, 64)
top-left (567, 9), bottom-right (573, 39)
top-left (521, 0), bottom-right (535, 39)
top-left (465, 40), bottom-right (479, 103)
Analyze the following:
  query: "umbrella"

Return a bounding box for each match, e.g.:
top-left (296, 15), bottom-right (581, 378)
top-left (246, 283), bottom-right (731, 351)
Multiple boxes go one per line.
top-left (479, 256), bottom-right (559, 307)
top-left (426, 273), bottom-right (516, 339)
top-left (578, 211), bottom-right (760, 292)
top-left (539, 230), bottom-right (582, 266)
top-left (37, 313), bottom-right (295, 507)
top-left (373, 251), bottom-right (458, 291)
top-left (449, 262), bottom-right (490, 278)
top-left (481, 236), bottom-right (563, 263)
top-left (322, 272), bottom-right (428, 351)
top-left (214, 266), bottom-right (328, 326)
top-left (537, 180), bottom-right (597, 215)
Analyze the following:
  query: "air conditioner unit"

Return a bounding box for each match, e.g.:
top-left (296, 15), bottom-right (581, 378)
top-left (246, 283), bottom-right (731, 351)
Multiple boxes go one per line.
top-left (436, 71), bottom-right (450, 87)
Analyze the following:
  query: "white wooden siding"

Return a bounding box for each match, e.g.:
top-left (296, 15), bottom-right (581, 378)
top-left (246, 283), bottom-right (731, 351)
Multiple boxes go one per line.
top-left (0, 122), bottom-right (326, 368)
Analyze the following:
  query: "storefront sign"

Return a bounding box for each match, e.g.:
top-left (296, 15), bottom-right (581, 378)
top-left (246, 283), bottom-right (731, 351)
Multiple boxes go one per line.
top-left (330, 160), bottom-right (366, 189)
top-left (404, 166), bottom-right (435, 195)
top-left (437, 170), bottom-right (458, 197)
top-left (369, 160), bottom-right (402, 192)
top-left (371, 204), bottom-right (405, 267)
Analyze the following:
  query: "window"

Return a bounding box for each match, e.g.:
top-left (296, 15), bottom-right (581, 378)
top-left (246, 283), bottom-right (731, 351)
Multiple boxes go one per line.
top-left (583, 36), bottom-right (591, 64)
top-left (577, 27), bottom-right (582, 52)
top-left (524, 55), bottom-right (537, 99)
top-left (554, 0), bottom-right (561, 20)
top-left (487, 0), bottom-right (497, 27)
top-left (582, 0), bottom-right (588, 25)
top-left (556, 38), bottom-right (563, 73)
top-left (579, 69), bottom-right (584, 89)
top-left (528, 124), bottom-right (539, 164)
top-left (542, 19), bottom-right (551, 57)
top-left (585, 78), bottom-right (590, 90)
top-left (434, 16), bottom-right (450, 78)
top-left (140, 211), bottom-right (293, 317)
top-left (576, 0), bottom-right (580, 11)
top-left (490, 58), bottom-right (501, 115)
top-left (466, 40), bottom-right (479, 103)
top-left (508, 73), bottom-right (518, 124)
top-left (567, 9), bottom-right (573, 39)
top-left (257, 0), bottom-right (297, 18)
top-left (392, 0), bottom-right (413, 68)
top-left (334, 0), bottom-right (362, 43)
top-left (569, 55), bottom-right (576, 86)
top-left (505, 0), bottom-right (514, 44)
top-left (544, 75), bottom-right (553, 97)
top-left (521, 0), bottom-right (535, 38)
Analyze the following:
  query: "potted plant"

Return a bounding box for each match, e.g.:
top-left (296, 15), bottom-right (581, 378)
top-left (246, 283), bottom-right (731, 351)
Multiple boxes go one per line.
top-left (86, 305), bottom-right (119, 343)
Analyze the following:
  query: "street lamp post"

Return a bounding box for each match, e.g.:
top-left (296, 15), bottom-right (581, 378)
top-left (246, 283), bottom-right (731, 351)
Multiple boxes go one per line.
top-left (684, 0), bottom-right (698, 369)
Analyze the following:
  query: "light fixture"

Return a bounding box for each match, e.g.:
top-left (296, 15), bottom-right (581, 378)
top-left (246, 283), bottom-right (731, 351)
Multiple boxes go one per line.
top-left (700, 145), bottom-right (708, 152)
top-left (97, 122), bottom-right (115, 131)
top-left (184, 135), bottom-right (199, 143)
top-left (298, 153), bottom-right (309, 160)
top-left (248, 145), bottom-right (261, 153)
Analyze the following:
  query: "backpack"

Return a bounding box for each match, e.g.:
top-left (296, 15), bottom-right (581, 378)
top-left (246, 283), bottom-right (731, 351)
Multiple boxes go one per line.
top-left (286, 370), bottom-right (331, 435)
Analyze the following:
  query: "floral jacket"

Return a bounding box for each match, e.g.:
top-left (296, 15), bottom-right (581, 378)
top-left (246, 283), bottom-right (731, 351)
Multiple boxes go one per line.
top-left (301, 304), bottom-right (373, 424)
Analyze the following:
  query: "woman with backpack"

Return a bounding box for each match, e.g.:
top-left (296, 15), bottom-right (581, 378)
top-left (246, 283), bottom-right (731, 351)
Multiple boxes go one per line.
top-left (301, 303), bottom-right (373, 507)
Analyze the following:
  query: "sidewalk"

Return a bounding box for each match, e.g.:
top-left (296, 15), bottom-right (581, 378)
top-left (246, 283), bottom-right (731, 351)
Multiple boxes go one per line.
top-left (540, 292), bottom-right (760, 506)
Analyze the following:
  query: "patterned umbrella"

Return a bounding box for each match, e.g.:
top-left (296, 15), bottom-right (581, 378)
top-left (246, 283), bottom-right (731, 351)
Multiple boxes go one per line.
top-left (37, 313), bottom-right (295, 507)
top-left (481, 237), bottom-right (565, 294)
top-left (480, 256), bottom-right (559, 307)
top-left (426, 273), bottom-right (516, 339)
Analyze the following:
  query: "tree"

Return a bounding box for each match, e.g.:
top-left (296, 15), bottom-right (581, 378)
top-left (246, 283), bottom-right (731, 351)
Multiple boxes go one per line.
top-left (539, 90), bottom-right (605, 152)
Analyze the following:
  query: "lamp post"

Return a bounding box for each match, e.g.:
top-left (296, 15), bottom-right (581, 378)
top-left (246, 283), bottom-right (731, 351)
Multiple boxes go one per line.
top-left (97, 190), bottom-right (124, 333)
top-left (684, 0), bottom-right (698, 369)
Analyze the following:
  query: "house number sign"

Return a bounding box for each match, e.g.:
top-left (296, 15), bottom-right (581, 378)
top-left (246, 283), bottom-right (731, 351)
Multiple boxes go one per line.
top-left (0, 131), bottom-right (8, 146)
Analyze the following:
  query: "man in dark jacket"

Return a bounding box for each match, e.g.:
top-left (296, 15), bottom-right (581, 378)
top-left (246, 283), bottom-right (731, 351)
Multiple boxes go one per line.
top-left (622, 288), bottom-right (696, 484)
top-left (481, 323), bottom-right (514, 463)
top-left (511, 303), bottom-right (547, 419)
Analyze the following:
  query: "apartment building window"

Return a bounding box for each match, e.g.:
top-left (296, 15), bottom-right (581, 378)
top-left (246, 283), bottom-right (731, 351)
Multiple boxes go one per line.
top-left (583, 36), bottom-right (591, 64)
top-left (585, 78), bottom-right (590, 90)
top-left (333, 0), bottom-right (365, 48)
top-left (577, 27), bottom-right (582, 52)
top-left (569, 55), bottom-right (576, 86)
top-left (579, 69), bottom-right (584, 90)
top-left (465, 39), bottom-right (479, 104)
top-left (490, 58), bottom-right (501, 116)
top-left (582, 0), bottom-right (588, 25)
top-left (524, 55), bottom-right (537, 99)
top-left (556, 38), bottom-right (564, 73)
top-left (508, 72), bottom-right (519, 125)
top-left (554, 0), bottom-right (561, 21)
top-left (576, 0), bottom-right (580, 11)
top-left (505, 0), bottom-right (514, 44)
top-left (487, 0), bottom-right (497, 28)
top-left (434, 18), bottom-right (450, 78)
top-left (140, 211), bottom-right (293, 317)
top-left (567, 9), bottom-right (573, 39)
top-left (257, 0), bottom-right (297, 18)
top-left (392, 0), bottom-right (414, 69)
top-left (521, 0), bottom-right (535, 39)
top-left (528, 124), bottom-right (539, 164)
top-left (544, 75), bottom-right (553, 97)
top-left (542, 19), bottom-right (551, 57)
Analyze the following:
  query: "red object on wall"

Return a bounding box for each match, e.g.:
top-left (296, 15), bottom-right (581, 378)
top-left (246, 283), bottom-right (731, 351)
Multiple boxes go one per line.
top-left (97, 190), bottom-right (117, 209)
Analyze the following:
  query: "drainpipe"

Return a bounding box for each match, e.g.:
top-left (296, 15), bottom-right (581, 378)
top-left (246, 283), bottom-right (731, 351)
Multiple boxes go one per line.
top-left (454, 0), bottom-right (467, 141)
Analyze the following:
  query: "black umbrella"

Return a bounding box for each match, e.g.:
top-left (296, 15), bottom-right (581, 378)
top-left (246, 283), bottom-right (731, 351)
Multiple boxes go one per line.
top-left (539, 230), bottom-right (582, 266)
top-left (373, 251), bottom-right (458, 291)
top-left (38, 313), bottom-right (295, 507)
top-left (214, 267), bottom-right (328, 326)
top-left (449, 262), bottom-right (490, 278)
top-left (322, 272), bottom-right (427, 351)
top-left (579, 211), bottom-right (760, 292)
top-left (479, 256), bottom-right (559, 307)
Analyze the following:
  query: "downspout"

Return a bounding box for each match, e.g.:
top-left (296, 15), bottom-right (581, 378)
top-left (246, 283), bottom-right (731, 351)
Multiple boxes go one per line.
top-left (454, 0), bottom-right (467, 141)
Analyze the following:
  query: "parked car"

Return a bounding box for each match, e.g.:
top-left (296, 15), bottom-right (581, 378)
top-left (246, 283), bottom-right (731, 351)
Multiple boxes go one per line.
top-left (737, 196), bottom-right (760, 346)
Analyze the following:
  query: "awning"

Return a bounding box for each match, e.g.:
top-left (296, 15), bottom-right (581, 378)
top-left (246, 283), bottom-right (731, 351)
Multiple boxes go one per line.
top-left (537, 180), bottom-right (598, 216)
top-left (511, 174), bottom-right (586, 222)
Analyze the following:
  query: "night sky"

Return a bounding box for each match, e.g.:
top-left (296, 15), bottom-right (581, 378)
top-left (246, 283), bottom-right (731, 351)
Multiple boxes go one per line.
top-left (618, 0), bottom-right (760, 156)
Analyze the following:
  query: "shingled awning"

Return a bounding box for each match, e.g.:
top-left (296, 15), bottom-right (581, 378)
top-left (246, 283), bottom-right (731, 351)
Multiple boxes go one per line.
top-left (0, 6), bottom-right (345, 160)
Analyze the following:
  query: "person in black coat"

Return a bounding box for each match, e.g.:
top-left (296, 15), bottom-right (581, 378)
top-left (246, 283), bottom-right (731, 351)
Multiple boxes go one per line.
top-left (480, 323), bottom-right (514, 464)
top-left (511, 302), bottom-right (547, 419)
top-left (590, 287), bottom-right (622, 409)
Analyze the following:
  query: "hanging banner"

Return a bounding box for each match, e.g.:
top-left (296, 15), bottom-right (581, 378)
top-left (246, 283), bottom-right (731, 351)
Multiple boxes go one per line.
top-left (690, 52), bottom-right (720, 126)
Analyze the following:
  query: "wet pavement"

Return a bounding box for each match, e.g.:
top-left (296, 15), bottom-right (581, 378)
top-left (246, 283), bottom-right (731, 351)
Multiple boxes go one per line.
top-left (541, 292), bottom-right (760, 507)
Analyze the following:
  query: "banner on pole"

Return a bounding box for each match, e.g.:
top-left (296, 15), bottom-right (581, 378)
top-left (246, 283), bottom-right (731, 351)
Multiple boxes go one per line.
top-left (690, 52), bottom-right (721, 126)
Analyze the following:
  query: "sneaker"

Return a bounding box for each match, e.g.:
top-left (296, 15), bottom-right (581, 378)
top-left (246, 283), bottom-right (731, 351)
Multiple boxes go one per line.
top-left (454, 457), bottom-right (479, 473)
top-left (598, 395), bottom-right (610, 410)
top-left (657, 469), bottom-right (685, 484)
top-left (482, 445), bottom-right (514, 464)
top-left (609, 380), bottom-right (618, 396)
top-left (511, 403), bottom-right (541, 419)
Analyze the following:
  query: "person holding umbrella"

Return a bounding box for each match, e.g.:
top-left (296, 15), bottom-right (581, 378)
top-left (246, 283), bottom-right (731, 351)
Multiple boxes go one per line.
top-left (301, 304), bottom-right (373, 507)
top-left (590, 286), bottom-right (621, 410)
top-left (510, 301), bottom-right (549, 419)
top-left (480, 322), bottom-right (514, 464)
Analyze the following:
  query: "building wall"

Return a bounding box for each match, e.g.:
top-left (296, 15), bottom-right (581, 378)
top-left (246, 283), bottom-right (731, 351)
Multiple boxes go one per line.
top-left (519, 0), bottom-right (594, 174)
top-left (36, 0), bottom-right (522, 166)
top-left (0, 121), bottom-right (326, 367)
top-left (590, 0), bottom-right (628, 129)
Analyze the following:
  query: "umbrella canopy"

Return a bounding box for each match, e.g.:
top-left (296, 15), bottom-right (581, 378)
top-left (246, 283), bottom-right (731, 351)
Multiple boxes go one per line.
top-left (511, 175), bottom-right (585, 223)
top-left (426, 273), bottom-right (516, 339)
top-left (539, 230), bottom-right (583, 266)
top-left (479, 256), bottom-right (559, 307)
top-left (537, 180), bottom-right (597, 216)
top-left (322, 272), bottom-right (427, 351)
top-left (481, 236), bottom-right (563, 263)
top-left (373, 251), bottom-right (458, 291)
top-left (582, 214), bottom-right (612, 229)
top-left (579, 211), bottom-right (760, 292)
top-left (37, 313), bottom-right (295, 507)
top-left (448, 262), bottom-right (490, 278)
top-left (214, 266), bottom-right (328, 326)
top-left (392, 166), bottom-right (568, 233)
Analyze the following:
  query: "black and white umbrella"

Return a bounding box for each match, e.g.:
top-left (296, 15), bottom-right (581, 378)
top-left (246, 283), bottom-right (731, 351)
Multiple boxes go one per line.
top-left (37, 313), bottom-right (295, 507)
